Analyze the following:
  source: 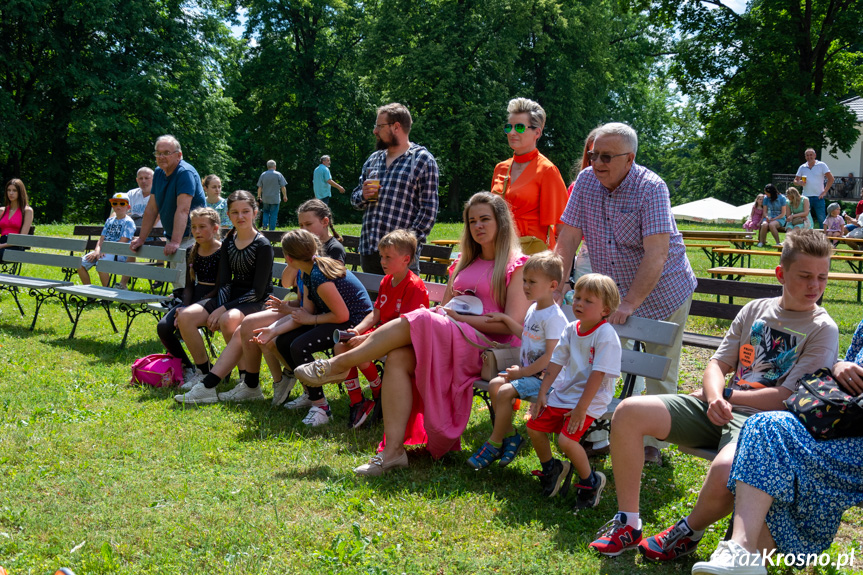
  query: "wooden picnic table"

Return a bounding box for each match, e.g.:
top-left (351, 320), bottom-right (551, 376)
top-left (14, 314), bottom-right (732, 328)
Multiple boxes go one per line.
top-left (709, 266), bottom-right (863, 302)
top-left (713, 248), bottom-right (863, 274)
top-left (681, 230), bottom-right (753, 240)
top-left (430, 239), bottom-right (460, 247)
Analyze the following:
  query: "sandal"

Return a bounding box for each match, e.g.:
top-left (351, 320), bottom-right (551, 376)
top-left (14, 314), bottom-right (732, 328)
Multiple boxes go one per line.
top-left (498, 433), bottom-right (524, 467)
top-left (467, 441), bottom-right (501, 469)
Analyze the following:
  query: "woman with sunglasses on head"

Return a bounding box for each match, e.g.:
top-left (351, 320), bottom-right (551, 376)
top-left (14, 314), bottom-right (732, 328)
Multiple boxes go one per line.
top-left (293, 192), bottom-right (530, 476)
top-left (0, 179), bottom-right (34, 263)
top-left (490, 98), bottom-right (569, 254)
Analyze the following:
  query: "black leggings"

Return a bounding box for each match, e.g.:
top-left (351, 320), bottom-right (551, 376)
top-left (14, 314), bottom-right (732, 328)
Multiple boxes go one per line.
top-left (157, 285), bottom-right (213, 367)
top-left (275, 322), bottom-right (350, 401)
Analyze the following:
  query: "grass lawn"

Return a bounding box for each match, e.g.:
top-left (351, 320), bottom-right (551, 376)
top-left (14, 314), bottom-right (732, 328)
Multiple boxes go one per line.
top-left (1, 221), bottom-right (861, 574)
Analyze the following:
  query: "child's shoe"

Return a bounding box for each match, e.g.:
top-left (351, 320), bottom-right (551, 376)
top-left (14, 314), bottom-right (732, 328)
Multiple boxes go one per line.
top-left (531, 459), bottom-right (573, 497)
top-left (589, 513), bottom-right (643, 556)
top-left (348, 398), bottom-right (376, 429)
top-left (573, 471), bottom-right (606, 510)
top-left (637, 518), bottom-right (701, 562)
top-left (498, 433), bottom-right (524, 467)
top-left (467, 442), bottom-right (501, 469)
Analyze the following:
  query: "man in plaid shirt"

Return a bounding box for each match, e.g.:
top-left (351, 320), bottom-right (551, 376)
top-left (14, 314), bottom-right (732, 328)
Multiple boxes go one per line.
top-left (554, 122), bottom-right (697, 465)
top-left (351, 103), bottom-right (439, 274)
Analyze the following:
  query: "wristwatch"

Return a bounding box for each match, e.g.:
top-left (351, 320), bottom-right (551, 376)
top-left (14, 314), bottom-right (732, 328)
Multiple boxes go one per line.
top-left (722, 387), bottom-right (734, 401)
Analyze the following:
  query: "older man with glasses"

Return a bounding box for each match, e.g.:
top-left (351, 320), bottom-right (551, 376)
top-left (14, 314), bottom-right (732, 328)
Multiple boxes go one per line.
top-left (130, 134), bottom-right (207, 286)
top-left (554, 122), bottom-right (697, 466)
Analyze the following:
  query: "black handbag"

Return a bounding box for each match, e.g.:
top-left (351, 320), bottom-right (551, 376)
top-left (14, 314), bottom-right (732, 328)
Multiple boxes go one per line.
top-left (783, 368), bottom-right (863, 440)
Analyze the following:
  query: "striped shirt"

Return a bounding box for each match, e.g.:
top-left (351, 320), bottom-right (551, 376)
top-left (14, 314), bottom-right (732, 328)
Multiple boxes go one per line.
top-left (560, 163), bottom-right (696, 320)
top-left (350, 143), bottom-right (439, 254)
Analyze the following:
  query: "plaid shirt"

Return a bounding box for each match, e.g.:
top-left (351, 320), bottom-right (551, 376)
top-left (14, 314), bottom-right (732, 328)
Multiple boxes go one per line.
top-left (351, 143), bottom-right (439, 254)
top-left (560, 163), bottom-right (696, 320)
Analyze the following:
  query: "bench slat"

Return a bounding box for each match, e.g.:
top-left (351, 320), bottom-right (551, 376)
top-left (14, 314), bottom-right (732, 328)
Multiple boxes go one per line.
top-left (0, 275), bottom-right (72, 289)
top-left (4, 250), bottom-right (82, 269)
top-left (8, 235), bottom-right (88, 251)
top-left (102, 241), bottom-right (185, 263)
top-left (689, 300), bottom-right (741, 321)
top-left (56, 284), bottom-right (171, 304)
top-left (96, 259), bottom-right (180, 283)
top-left (694, 277), bottom-right (782, 300)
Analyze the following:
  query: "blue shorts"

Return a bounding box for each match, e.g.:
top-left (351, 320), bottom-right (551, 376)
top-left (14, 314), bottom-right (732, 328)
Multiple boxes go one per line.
top-left (80, 252), bottom-right (126, 270)
top-left (509, 375), bottom-right (543, 399)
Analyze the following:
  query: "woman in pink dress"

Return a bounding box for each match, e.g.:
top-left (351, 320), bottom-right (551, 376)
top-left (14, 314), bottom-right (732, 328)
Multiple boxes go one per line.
top-left (295, 192), bottom-right (530, 476)
top-left (0, 179), bottom-right (34, 263)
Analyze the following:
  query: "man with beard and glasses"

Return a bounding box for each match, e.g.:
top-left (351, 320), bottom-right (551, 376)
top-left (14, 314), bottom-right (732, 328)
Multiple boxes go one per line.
top-left (351, 102), bottom-right (439, 274)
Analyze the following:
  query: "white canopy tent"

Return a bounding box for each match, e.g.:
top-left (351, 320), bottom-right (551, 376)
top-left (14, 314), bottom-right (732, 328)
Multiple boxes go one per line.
top-left (671, 197), bottom-right (753, 224)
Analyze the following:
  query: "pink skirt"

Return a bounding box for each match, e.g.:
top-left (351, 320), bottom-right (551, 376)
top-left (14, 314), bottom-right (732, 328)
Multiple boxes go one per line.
top-left (378, 308), bottom-right (485, 458)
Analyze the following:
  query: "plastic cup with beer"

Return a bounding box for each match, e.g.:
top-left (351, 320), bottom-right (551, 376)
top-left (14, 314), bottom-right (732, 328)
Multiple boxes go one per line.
top-left (802, 175), bottom-right (807, 185)
top-left (365, 168), bottom-right (381, 202)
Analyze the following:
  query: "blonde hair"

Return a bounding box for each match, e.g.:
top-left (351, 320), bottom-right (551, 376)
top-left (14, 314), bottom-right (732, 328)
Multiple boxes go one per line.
top-left (453, 192), bottom-right (521, 308)
top-left (281, 229), bottom-right (345, 280)
top-left (378, 229), bottom-right (418, 261)
top-left (188, 207), bottom-right (220, 274)
top-left (507, 97), bottom-right (546, 131)
top-left (786, 186), bottom-right (802, 209)
top-left (574, 273), bottom-right (621, 316)
top-left (780, 228), bottom-right (832, 268)
top-left (523, 251), bottom-right (563, 283)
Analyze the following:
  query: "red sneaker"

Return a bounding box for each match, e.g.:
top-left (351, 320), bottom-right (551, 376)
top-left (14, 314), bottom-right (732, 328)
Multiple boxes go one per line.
top-left (589, 514), bottom-right (643, 557)
top-left (637, 519), bottom-right (701, 562)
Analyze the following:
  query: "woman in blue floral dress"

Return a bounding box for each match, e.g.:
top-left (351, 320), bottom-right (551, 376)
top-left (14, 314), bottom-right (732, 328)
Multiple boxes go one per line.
top-left (692, 321), bottom-right (863, 574)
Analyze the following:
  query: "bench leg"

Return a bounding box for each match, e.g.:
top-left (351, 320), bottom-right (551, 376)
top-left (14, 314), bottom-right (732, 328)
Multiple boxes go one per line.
top-left (26, 288), bottom-right (64, 331)
top-left (63, 295), bottom-right (91, 339)
top-left (1, 285), bottom-right (25, 316)
top-left (117, 303), bottom-right (162, 348)
top-left (473, 387), bottom-right (496, 426)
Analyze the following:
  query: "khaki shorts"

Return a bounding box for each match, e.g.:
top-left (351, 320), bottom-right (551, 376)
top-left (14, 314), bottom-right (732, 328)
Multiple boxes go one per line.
top-left (659, 394), bottom-right (750, 452)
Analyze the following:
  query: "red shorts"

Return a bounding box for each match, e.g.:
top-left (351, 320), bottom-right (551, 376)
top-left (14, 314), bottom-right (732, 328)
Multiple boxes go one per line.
top-left (526, 405), bottom-right (596, 442)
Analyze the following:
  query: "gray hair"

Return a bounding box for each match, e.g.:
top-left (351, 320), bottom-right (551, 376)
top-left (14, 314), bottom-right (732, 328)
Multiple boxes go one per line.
top-left (507, 97), bottom-right (546, 131)
top-left (267, 160), bottom-right (276, 169)
top-left (137, 166), bottom-right (154, 177)
top-left (155, 135), bottom-right (181, 154)
top-left (320, 155), bottom-right (330, 163)
top-left (595, 122), bottom-right (638, 156)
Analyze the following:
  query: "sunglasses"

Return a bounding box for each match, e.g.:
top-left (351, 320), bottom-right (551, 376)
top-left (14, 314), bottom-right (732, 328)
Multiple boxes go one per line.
top-left (588, 151), bottom-right (630, 164)
top-left (110, 201), bottom-right (129, 207)
top-left (504, 123), bottom-right (538, 134)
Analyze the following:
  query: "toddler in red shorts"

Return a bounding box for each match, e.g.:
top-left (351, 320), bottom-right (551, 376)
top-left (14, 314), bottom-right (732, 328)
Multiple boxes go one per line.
top-left (526, 273), bottom-right (621, 511)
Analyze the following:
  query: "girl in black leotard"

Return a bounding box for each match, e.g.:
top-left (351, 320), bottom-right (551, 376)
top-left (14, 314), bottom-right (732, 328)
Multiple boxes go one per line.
top-left (156, 207), bottom-right (222, 380)
top-left (174, 190), bottom-right (273, 405)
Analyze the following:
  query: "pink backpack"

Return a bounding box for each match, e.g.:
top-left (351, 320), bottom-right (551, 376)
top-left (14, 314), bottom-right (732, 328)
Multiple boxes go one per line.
top-left (130, 354), bottom-right (183, 387)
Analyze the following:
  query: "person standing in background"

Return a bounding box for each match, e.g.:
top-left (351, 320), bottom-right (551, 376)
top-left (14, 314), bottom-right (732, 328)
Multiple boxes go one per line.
top-left (256, 160), bottom-right (287, 231)
top-left (313, 155), bottom-right (345, 206)
top-left (793, 148), bottom-right (834, 229)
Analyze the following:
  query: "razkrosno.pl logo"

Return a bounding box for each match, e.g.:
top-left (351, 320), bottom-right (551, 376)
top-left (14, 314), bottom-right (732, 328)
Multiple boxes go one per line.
top-left (762, 549), bottom-right (856, 569)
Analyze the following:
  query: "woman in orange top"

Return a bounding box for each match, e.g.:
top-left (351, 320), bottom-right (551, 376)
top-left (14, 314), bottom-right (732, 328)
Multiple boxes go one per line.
top-left (490, 98), bottom-right (568, 251)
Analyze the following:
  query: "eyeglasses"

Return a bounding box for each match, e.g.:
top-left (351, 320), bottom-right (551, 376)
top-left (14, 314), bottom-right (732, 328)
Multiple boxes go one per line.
top-left (374, 122), bottom-right (394, 130)
top-left (153, 150), bottom-right (179, 158)
top-left (504, 123), bottom-right (538, 134)
top-left (588, 151), bottom-right (630, 164)
top-left (110, 201), bottom-right (129, 207)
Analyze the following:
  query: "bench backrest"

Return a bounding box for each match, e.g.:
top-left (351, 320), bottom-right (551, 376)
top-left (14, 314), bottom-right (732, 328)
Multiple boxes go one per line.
top-left (353, 271), bottom-right (448, 305)
top-left (95, 242), bottom-right (185, 283)
top-left (690, 277), bottom-right (782, 321)
top-left (6, 235), bottom-right (88, 270)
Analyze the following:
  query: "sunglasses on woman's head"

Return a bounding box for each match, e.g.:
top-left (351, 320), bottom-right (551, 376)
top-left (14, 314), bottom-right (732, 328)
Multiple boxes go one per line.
top-left (504, 123), bottom-right (538, 134)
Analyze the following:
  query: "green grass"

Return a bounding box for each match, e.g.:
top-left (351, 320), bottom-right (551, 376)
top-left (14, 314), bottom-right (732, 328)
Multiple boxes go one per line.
top-left (1, 222), bottom-right (861, 574)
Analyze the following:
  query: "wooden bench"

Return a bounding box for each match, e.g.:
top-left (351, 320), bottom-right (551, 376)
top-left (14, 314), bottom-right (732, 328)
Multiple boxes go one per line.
top-left (54, 242), bottom-right (186, 347)
top-left (709, 265), bottom-right (863, 302)
top-left (0, 226), bottom-right (36, 276)
top-left (352, 271), bottom-right (447, 304)
top-left (713, 247), bottom-right (863, 274)
top-left (0, 234), bottom-right (86, 330)
top-left (684, 278), bottom-right (783, 350)
top-left (472, 310), bottom-right (680, 433)
top-left (684, 243), bottom-right (734, 267)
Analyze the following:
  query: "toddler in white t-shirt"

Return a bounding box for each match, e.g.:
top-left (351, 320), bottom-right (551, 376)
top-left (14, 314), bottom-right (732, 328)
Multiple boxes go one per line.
top-left (467, 251), bottom-right (568, 470)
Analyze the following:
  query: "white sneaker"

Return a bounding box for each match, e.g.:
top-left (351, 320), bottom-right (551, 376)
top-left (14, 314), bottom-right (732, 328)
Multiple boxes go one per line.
top-left (218, 381), bottom-right (265, 402)
top-left (272, 372), bottom-right (296, 406)
top-left (691, 541), bottom-right (766, 575)
top-left (302, 406), bottom-right (332, 427)
top-left (173, 382), bottom-right (219, 405)
top-left (284, 392), bottom-right (313, 410)
top-left (179, 370), bottom-right (207, 391)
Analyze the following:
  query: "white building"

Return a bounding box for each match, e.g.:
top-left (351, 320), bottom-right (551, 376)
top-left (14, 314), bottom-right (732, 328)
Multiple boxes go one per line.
top-left (822, 96), bottom-right (863, 178)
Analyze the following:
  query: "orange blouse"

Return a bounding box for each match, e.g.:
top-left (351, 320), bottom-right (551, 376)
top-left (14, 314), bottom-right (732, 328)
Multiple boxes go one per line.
top-left (490, 151), bottom-right (568, 249)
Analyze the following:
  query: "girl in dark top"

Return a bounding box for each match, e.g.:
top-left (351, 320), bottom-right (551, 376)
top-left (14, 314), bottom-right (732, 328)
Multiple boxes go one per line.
top-left (283, 199), bottom-right (346, 300)
top-left (250, 229), bottom-right (372, 426)
top-left (157, 208), bottom-right (222, 379)
top-left (175, 190), bottom-right (274, 405)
